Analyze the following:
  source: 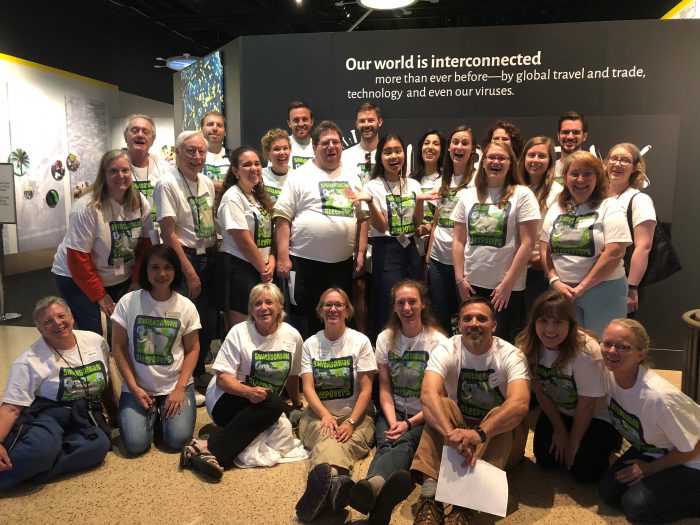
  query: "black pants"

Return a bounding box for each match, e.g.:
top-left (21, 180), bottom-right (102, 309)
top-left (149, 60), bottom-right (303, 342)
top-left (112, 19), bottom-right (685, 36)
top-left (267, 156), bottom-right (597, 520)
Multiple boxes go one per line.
top-left (533, 409), bottom-right (621, 483)
top-left (287, 255), bottom-right (354, 339)
top-left (207, 392), bottom-right (289, 468)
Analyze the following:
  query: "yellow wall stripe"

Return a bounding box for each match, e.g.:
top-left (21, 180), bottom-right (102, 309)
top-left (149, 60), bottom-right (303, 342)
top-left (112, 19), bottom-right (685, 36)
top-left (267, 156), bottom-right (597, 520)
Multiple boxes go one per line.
top-left (0, 53), bottom-right (118, 90)
top-left (662, 0), bottom-right (695, 19)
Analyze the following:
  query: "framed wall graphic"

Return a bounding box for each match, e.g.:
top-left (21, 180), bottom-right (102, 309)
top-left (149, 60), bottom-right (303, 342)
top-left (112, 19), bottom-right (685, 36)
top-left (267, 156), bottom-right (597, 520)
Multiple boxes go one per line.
top-left (0, 163), bottom-right (16, 224)
top-left (181, 50), bottom-right (224, 131)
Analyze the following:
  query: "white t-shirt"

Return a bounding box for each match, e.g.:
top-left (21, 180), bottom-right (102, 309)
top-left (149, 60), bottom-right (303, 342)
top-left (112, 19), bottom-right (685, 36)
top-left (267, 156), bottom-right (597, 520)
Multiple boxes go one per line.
top-left (262, 165), bottom-right (291, 204)
top-left (52, 193), bottom-right (153, 287)
top-left (218, 185), bottom-right (273, 263)
top-left (203, 149), bottom-right (231, 183)
top-left (375, 327), bottom-right (448, 417)
top-left (451, 185), bottom-right (540, 290)
top-left (343, 143), bottom-right (375, 185)
top-left (2, 330), bottom-right (109, 405)
top-left (300, 328), bottom-right (377, 416)
top-left (535, 333), bottom-right (608, 419)
top-left (154, 168), bottom-right (217, 249)
top-left (111, 290), bottom-right (201, 395)
top-left (615, 187), bottom-right (657, 228)
top-left (274, 161), bottom-right (366, 263)
top-left (132, 154), bottom-right (168, 223)
top-left (205, 320), bottom-right (303, 414)
top-left (365, 177), bottom-right (422, 238)
top-left (289, 137), bottom-right (314, 169)
top-left (530, 181), bottom-right (564, 261)
top-left (606, 366), bottom-right (700, 469)
top-left (427, 335), bottom-right (529, 421)
top-left (419, 172), bottom-right (441, 226)
top-left (430, 175), bottom-right (470, 265)
top-left (541, 197), bottom-right (632, 284)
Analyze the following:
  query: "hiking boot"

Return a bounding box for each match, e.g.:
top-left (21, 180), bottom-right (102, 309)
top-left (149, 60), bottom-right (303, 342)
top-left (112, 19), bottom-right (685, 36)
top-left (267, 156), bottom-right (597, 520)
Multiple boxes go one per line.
top-left (329, 475), bottom-right (354, 511)
top-left (444, 505), bottom-right (473, 525)
top-left (370, 470), bottom-right (414, 525)
top-left (296, 463), bottom-right (332, 522)
top-left (349, 478), bottom-right (376, 514)
top-left (413, 497), bottom-right (444, 525)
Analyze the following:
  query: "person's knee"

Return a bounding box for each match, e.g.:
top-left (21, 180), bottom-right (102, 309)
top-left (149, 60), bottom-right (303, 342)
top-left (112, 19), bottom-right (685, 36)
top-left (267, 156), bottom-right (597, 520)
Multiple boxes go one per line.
top-left (621, 484), bottom-right (659, 523)
top-left (597, 473), bottom-right (622, 507)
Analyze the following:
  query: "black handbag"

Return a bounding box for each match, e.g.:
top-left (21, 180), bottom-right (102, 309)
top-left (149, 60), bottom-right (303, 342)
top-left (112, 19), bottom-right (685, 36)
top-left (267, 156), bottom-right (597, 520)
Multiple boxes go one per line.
top-left (623, 192), bottom-right (682, 287)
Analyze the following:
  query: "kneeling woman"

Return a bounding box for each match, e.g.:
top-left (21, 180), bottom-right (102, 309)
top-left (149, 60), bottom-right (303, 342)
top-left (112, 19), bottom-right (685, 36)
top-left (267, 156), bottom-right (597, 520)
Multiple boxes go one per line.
top-left (516, 291), bottom-right (620, 482)
top-left (350, 279), bottom-right (447, 524)
top-left (0, 297), bottom-right (111, 489)
top-left (111, 245), bottom-right (200, 456)
top-left (295, 288), bottom-right (377, 523)
top-left (180, 283), bottom-right (303, 480)
top-left (598, 319), bottom-right (700, 523)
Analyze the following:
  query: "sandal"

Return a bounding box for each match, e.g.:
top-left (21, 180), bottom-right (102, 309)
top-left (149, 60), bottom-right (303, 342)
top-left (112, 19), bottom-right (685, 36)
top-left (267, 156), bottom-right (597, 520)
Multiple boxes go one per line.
top-left (179, 438), bottom-right (201, 470)
top-left (190, 451), bottom-right (224, 481)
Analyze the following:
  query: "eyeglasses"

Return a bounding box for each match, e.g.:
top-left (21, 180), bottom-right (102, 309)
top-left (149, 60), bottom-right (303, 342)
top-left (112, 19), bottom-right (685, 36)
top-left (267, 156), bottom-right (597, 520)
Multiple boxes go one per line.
top-left (600, 340), bottom-right (635, 353)
top-left (486, 155), bottom-right (509, 163)
top-left (182, 147), bottom-right (207, 157)
top-left (319, 139), bottom-right (341, 148)
top-left (322, 302), bottom-right (346, 310)
top-left (608, 156), bottom-right (633, 166)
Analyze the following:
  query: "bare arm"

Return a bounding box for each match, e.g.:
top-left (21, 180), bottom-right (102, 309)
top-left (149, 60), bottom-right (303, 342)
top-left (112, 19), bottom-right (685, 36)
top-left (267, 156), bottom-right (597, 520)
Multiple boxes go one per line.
top-left (285, 375), bottom-right (301, 407)
top-left (159, 216), bottom-right (200, 299)
top-left (451, 221), bottom-right (474, 300)
top-left (573, 242), bottom-right (628, 296)
top-left (492, 219), bottom-right (538, 311)
top-left (301, 372), bottom-right (338, 438)
top-left (627, 220), bottom-right (655, 312)
top-left (378, 364), bottom-right (398, 426)
top-left (615, 438), bottom-right (700, 484)
top-left (336, 371), bottom-right (374, 443)
top-left (420, 370), bottom-right (455, 437)
top-left (565, 395), bottom-right (598, 468)
top-left (0, 403), bottom-right (23, 471)
top-left (274, 217), bottom-right (292, 279)
top-left (541, 240), bottom-right (576, 300)
top-left (163, 329), bottom-right (199, 418)
top-left (215, 371), bottom-right (268, 403)
top-left (354, 218), bottom-right (369, 276)
top-left (478, 379), bottom-right (530, 438)
top-left (424, 211), bottom-right (440, 262)
top-left (111, 322), bottom-right (154, 411)
top-left (229, 229), bottom-right (267, 273)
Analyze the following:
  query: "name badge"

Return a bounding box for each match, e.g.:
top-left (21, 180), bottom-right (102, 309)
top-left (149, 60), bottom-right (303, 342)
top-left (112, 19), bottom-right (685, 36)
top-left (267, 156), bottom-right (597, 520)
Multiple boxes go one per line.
top-left (132, 227), bottom-right (142, 239)
top-left (195, 238), bottom-right (206, 255)
top-left (165, 311), bottom-right (181, 319)
top-left (488, 371), bottom-right (503, 389)
top-left (114, 258), bottom-right (126, 276)
top-left (397, 233), bottom-right (410, 248)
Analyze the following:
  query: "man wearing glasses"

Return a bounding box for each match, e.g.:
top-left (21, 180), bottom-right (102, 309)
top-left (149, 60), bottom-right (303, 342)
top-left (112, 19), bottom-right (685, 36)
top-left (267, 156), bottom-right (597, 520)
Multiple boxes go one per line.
top-left (555, 111), bottom-right (589, 181)
top-left (274, 121), bottom-right (369, 339)
top-left (154, 131), bottom-right (217, 404)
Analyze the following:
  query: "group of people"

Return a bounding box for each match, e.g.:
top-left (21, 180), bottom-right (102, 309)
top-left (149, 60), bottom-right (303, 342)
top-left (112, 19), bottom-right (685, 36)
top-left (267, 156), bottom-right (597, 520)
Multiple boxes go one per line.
top-left (0, 103), bottom-right (698, 525)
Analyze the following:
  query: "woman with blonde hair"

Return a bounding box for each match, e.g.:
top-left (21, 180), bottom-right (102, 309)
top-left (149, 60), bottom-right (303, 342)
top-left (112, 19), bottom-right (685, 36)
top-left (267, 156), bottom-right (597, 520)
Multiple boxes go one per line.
top-left (52, 149), bottom-right (153, 334)
top-left (598, 318), bottom-right (700, 523)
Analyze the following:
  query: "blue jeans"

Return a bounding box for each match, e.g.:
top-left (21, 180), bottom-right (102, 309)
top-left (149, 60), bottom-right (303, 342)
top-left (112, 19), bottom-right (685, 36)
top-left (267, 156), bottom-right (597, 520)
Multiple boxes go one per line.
top-left (0, 406), bottom-right (110, 489)
top-left (366, 410), bottom-right (424, 480)
top-left (370, 237), bottom-right (421, 342)
top-left (599, 447), bottom-right (700, 523)
top-left (118, 384), bottom-right (196, 455)
top-left (572, 277), bottom-right (627, 339)
top-left (54, 273), bottom-right (130, 335)
top-left (428, 258), bottom-right (459, 335)
top-left (182, 252), bottom-right (216, 377)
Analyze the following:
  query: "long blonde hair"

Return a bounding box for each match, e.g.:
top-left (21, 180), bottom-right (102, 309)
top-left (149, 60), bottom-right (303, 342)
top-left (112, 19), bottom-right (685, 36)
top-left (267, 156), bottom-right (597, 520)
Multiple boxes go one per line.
top-left (89, 150), bottom-right (141, 212)
top-left (474, 141), bottom-right (523, 208)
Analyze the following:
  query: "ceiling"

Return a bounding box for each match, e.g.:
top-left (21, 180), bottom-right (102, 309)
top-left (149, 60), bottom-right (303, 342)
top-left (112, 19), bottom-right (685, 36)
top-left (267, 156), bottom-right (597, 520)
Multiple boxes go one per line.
top-left (0, 0), bottom-right (678, 104)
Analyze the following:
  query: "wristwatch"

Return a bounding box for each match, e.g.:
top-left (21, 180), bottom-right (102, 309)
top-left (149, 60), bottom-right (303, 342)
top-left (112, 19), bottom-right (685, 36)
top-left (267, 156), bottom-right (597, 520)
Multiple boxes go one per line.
top-left (473, 425), bottom-right (488, 443)
top-left (346, 417), bottom-right (357, 427)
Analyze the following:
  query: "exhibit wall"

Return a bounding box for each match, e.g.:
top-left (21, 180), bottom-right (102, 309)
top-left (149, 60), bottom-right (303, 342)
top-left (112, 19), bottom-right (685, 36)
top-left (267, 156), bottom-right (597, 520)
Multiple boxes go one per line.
top-left (172, 19), bottom-right (700, 351)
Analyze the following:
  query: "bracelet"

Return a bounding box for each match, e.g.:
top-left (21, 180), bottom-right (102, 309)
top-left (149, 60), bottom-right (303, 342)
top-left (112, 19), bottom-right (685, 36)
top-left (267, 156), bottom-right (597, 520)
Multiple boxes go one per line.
top-left (548, 276), bottom-right (561, 285)
top-left (406, 419), bottom-right (412, 430)
top-left (628, 284), bottom-right (638, 290)
top-left (456, 278), bottom-right (466, 285)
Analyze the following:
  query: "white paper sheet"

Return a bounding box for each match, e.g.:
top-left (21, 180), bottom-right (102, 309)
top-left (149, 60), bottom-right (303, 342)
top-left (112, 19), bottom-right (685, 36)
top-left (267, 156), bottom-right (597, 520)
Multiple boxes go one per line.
top-left (435, 446), bottom-right (509, 517)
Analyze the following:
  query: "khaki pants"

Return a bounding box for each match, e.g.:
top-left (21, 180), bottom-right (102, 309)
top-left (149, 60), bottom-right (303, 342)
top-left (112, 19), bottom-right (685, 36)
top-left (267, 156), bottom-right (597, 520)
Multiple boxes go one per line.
top-left (411, 397), bottom-right (527, 481)
top-left (299, 409), bottom-right (376, 472)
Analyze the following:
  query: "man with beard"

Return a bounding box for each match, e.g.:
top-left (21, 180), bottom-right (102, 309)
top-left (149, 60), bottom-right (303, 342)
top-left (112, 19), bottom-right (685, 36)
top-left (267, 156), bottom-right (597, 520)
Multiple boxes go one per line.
top-left (343, 102), bottom-right (384, 184)
top-left (554, 111), bottom-right (588, 181)
top-left (154, 131), bottom-right (217, 405)
top-left (200, 111), bottom-right (232, 197)
top-left (274, 121), bottom-right (369, 339)
top-left (123, 114), bottom-right (169, 242)
top-left (287, 101), bottom-right (315, 169)
top-left (409, 296), bottom-right (530, 525)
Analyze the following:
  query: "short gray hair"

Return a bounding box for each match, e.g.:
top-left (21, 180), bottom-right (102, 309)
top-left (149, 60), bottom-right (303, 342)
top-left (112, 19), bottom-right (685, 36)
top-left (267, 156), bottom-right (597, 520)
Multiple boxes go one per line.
top-left (123, 114), bottom-right (156, 141)
top-left (33, 296), bottom-right (71, 326)
top-left (176, 130), bottom-right (205, 149)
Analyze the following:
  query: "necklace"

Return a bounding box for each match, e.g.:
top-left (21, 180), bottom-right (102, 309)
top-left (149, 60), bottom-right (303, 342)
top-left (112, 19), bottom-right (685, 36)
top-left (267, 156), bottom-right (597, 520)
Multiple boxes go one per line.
top-left (48, 336), bottom-right (92, 399)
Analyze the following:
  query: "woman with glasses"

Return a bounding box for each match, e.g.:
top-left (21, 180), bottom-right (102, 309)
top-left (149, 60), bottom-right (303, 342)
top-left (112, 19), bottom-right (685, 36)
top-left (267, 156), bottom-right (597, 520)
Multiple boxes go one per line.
top-left (295, 288), bottom-right (377, 523)
top-left (451, 141), bottom-right (540, 342)
top-left (518, 137), bottom-right (564, 316)
top-left (598, 318), bottom-right (700, 523)
top-left (604, 144), bottom-right (656, 315)
top-left (425, 126), bottom-right (478, 335)
top-left (541, 151), bottom-right (631, 338)
top-left (348, 279), bottom-right (447, 524)
top-left (516, 291), bottom-right (620, 483)
top-left (51, 149), bottom-right (153, 334)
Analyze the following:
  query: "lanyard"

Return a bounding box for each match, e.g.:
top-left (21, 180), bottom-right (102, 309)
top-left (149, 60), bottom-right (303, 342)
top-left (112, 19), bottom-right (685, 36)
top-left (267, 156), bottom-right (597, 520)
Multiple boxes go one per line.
top-left (49, 337), bottom-right (91, 399)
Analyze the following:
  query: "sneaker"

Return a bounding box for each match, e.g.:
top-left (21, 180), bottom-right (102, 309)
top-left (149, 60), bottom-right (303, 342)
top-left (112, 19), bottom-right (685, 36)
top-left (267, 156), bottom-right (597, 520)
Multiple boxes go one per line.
top-left (296, 463), bottom-right (332, 523)
top-left (349, 478), bottom-right (376, 514)
top-left (329, 475), bottom-right (354, 511)
top-left (370, 470), bottom-right (413, 525)
top-left (413, 497), bottom-right (444, 525)
top-left (195, 392), bottom-right (206, 407)
top-left (444, 505), bottom-right (473, 525)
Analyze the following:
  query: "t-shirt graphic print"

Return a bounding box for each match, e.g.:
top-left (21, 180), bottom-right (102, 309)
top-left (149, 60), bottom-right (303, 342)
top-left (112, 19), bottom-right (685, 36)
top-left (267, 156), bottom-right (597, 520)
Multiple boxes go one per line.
top-left (550, 212), bottom-right (598, 257)
top-left (468, 202), bottom-right (511, 247)
top-left (319, 181), bottom-right (353, 217)
top-left (133, 315), bottom-right (181, 365)
top-left (312, 356), bottom-right (354, 400)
